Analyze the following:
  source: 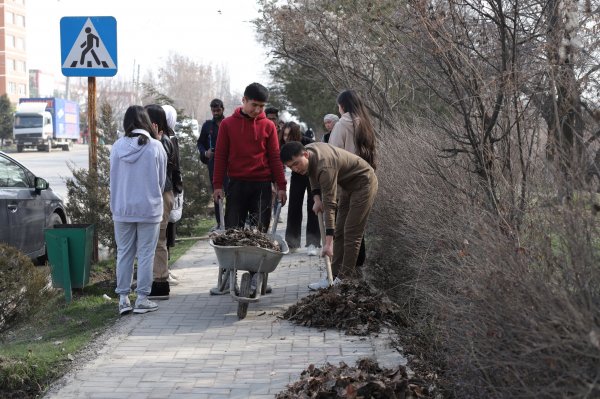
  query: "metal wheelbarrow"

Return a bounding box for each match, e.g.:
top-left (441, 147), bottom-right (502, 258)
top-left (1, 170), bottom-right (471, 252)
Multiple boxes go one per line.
top-left (209, 200), bottom-right (289, 319)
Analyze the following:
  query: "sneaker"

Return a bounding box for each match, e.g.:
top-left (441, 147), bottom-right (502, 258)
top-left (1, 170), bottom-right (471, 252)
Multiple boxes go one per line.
top-left (118, 295), bottom-right (132, 315)
top-left (148, 281), bottom-right (170, 300)
top-left (306, 244), bottom-right (318, 256)
top-left (289, 247), bottom-right (299, 254)
top-left (133, 297), bottom-right (158, 314)
top-left (209, 224), bottom-right (221, 232)
top-left (169, 271), bottom-right (180, 280)
top-left (308, 277), bottom-right (342, 291)
top-left (167, 275), bottom-right (179, 286)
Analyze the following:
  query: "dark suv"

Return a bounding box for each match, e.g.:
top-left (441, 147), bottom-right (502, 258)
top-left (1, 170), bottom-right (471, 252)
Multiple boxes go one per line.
top-left (0, 151), bottom-right (67, 260)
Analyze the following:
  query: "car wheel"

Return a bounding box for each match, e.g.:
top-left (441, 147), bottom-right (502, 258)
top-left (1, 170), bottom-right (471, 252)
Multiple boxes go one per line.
top-left (36, 213), bottom-right (64, 265)
top-left (48, 212), bottom-right (63, 228)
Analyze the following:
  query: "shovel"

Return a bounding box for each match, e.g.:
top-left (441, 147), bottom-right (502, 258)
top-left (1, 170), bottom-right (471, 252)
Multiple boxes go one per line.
top-left (210, 197), bottom-right (228, 295)
top-left (317, 212), bottom-right (334, 286)
top-left (271, 201), bottom-right (282, 235)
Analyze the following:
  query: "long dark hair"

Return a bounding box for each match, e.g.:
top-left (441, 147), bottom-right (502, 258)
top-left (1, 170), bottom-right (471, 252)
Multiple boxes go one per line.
top-left (145, 104), bottom-right (169, 138)
top-left (283, 121), bottom-right (302, 143)
top-left (337, 90), bottom-right (376, 169)
top-left (123, 105), bottom-right (157, 145)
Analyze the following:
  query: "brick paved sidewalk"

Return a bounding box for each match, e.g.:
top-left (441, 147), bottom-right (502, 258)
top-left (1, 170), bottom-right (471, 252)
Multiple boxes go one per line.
top-left (45, 230), bottom-right (405, 399)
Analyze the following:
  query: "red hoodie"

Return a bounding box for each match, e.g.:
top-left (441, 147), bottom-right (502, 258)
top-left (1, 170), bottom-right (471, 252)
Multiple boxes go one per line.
top-left (213, 107), bottom-right (286, 190)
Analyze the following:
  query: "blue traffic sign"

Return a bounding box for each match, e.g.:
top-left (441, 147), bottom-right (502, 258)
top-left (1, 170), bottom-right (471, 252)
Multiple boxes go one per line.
top-left (60, 16), bottom-right (117, 77)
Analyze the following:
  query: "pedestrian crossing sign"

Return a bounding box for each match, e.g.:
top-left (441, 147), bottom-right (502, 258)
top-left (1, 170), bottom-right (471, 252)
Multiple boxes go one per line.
top-left (60, 16), bottom-right (117, 77)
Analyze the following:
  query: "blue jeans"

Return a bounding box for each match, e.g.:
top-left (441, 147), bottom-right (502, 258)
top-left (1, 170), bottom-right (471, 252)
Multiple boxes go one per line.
top-left (114, 221), bottom-right (160, 297)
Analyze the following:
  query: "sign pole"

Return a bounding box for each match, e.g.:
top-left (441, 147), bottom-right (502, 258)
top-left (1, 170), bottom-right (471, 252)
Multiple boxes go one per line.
top-left (88, 76), bottom-right (99, 262)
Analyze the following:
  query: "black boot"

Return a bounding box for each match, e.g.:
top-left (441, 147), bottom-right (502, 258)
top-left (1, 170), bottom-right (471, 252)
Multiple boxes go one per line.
top-left (148, 281), bottom-right (170, 300)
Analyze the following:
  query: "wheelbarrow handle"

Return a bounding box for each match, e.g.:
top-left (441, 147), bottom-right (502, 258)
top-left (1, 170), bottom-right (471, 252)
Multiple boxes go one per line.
top-left (317, 212), bottom-right (334, 286)
top-left (218, 197), bottom-right (225, 231)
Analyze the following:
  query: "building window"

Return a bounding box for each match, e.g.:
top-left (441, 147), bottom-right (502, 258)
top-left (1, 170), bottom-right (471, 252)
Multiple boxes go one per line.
top-left (16, 37), bottom-right (24, 50)
top-left (16, 60), bottom-right (25, 72)
top-left (15, 15), bottom-right (25, 27)
top-left (6, 35), bottom-right (14, 47)
top-left (8, 82), bottom-right (16, 94)
top-left (18, 84), bottom-right (26, 95)
top-left (7, 59), bottom-right (15, 71)
top-left (5, 11), bottom-right (14, 24)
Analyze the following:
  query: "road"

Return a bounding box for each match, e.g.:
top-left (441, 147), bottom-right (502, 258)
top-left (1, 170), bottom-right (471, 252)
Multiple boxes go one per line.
top-left (10, 144), bottom-right (90, 200)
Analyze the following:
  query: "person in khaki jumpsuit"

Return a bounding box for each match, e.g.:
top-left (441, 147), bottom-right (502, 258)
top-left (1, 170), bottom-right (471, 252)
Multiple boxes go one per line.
top-left (280, 141), bottom-right (378, 282)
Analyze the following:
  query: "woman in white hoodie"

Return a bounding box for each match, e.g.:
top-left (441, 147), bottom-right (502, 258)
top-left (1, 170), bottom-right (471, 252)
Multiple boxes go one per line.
top-left (110, 105), bottom-right (167, 315)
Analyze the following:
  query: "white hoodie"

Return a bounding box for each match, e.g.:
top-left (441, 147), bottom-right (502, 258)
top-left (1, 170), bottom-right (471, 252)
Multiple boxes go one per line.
top-left (109, 129), bottom-right (167, 223)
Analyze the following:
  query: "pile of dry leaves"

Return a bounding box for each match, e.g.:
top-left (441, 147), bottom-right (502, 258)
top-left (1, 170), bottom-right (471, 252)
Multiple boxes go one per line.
top-left (282, 280), bottom-right (405, 335)
top-left (276, 358), bottom-right (429, 399)
top-left (210, 228), bottom-right (281, 251)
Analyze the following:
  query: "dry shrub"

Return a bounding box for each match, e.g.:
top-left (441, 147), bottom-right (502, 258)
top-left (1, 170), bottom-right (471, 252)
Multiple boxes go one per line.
top-left (367, 123), bottom-right (600, 397)
top-left (0, 244), bottom-right (50, 332)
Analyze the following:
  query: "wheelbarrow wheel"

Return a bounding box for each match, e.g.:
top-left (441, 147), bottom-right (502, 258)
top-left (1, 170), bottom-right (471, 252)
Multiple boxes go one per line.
top-left (237, 272), bottom-right (251, 319)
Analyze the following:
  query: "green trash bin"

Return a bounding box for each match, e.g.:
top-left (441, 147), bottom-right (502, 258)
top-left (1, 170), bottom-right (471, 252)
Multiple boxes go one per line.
top-left (44, 224), bottom-right (95, 302)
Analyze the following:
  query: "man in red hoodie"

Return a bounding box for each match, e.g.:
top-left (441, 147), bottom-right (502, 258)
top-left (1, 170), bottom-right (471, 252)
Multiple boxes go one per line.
top-left (212, 82), bottom-right (287, 232)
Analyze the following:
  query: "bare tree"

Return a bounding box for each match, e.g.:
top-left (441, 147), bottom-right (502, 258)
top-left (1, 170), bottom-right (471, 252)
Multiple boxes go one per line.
top-left (147, 53), bottom-right (238, 121)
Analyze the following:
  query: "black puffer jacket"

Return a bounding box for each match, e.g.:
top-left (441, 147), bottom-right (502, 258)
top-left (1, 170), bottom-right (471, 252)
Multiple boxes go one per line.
top-left (160, 134), bottom-right (181, 193)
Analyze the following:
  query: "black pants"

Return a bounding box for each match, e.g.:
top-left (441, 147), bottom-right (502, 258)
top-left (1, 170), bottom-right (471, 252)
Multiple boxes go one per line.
top-left (285, 172), bottom-right (320, 248)
top-left (225, 179), bottom-right (272, 232)
top-left (208, 158), bottom-right (228, 226)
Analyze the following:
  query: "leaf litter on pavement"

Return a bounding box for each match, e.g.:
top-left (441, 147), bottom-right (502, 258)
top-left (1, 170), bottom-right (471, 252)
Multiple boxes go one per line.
top-left (276, 358), bottom-right (430, 399)
top-left (282, 280), bottom-right (406, 335)
top-left (277, 282), bottom-right (434, 397)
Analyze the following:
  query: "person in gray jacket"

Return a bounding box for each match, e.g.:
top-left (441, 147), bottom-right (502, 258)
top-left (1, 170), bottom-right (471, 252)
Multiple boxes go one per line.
top-left (110, 105), bottom-right (167, 315)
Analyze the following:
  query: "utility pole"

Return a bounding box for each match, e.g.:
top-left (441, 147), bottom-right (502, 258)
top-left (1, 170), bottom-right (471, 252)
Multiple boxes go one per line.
top-left (88, 76), bottom-right (98, 262)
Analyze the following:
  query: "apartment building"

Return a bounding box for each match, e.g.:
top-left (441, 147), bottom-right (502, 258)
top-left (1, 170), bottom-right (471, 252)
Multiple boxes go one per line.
top-left (0, 0), bottom-right (27, 103)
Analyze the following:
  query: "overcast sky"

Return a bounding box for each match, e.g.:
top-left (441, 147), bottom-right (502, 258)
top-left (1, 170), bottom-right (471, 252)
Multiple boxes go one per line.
top-left (26, 0), bottom-right (270, 91)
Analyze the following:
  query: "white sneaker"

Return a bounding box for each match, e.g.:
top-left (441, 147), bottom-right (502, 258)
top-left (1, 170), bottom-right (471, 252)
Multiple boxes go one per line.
top-left (118, 295), bottom-right (132, 315)
top-left (307, 277), bottom-right (341, 291)
top-left (133, 297), bottom-right (158, 314)
top-left (306, 244), bottom-right (318, 256)
top-left (289, 247), bottom-right (299, 254)
top-left (169, 271), bottom-right (180, 280)
top-left (167, 275), bottom-right (179, 285)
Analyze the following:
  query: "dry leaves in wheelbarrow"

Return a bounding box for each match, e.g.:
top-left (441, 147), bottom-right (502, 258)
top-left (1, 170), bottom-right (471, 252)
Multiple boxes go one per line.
top-left (276, 358), bottom-right (429, 399)
top-left (210, 228), bottom-right (281, 251)
top-left (282, 280), bottom-right (405, 335)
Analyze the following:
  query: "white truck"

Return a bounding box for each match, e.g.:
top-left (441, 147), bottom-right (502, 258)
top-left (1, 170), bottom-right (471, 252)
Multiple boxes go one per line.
top-left (13, 97), bottom-right (80, 152)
